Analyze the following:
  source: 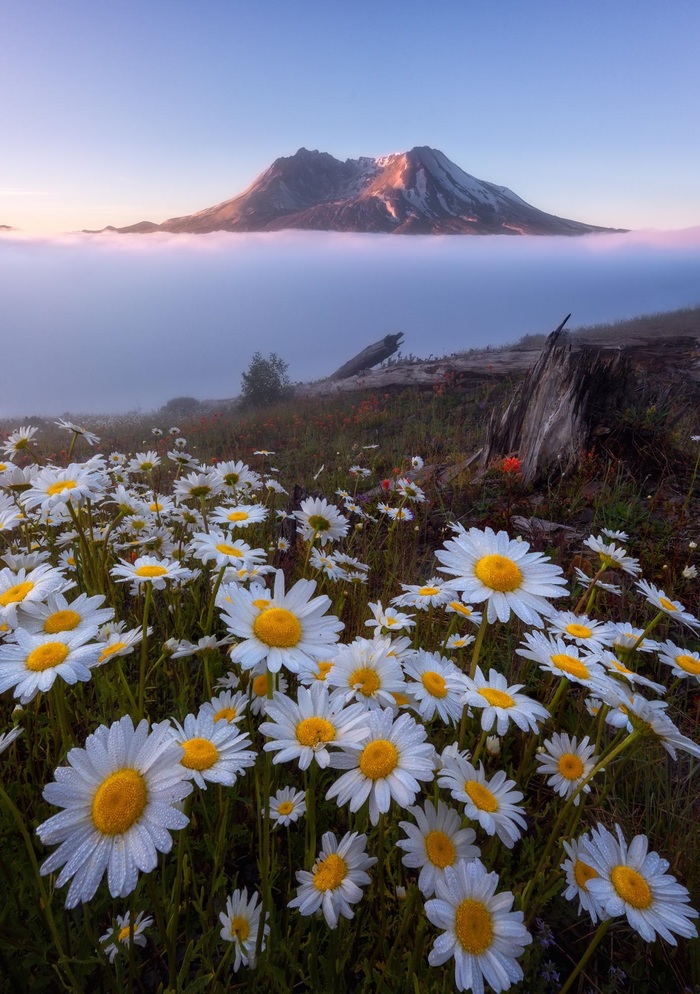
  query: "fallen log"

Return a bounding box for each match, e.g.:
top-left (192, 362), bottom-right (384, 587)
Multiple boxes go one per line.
top-left (330, 332), bottom-right (404, 380)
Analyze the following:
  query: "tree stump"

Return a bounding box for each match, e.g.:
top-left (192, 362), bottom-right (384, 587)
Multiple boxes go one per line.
top-left (330, 332), bottom-right (404, 380)
top-left (481, 316), bottom-right (633, 483)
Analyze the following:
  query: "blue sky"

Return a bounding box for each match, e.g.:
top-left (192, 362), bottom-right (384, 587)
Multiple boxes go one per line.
top-left (3, 0), bottom-right (699, 232)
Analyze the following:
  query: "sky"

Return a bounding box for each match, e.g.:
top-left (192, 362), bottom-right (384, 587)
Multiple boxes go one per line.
top-left (2, 0), bottom-right (700, 233)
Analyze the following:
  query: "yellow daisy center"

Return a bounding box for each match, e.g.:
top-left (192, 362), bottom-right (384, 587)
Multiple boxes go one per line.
top-left (454, 899), bottom-right (494, 955)
top-left (229, 916), bottom-right (250, 941)
top-left (118, 924), bottom-right (133, 942)
top-left (0, 580), bottom-right (34, 606)
top-left (252, 597), bottom-right (271, 610)
top-left (149, 502), bottom-right (164, 512)
top-left (474, 554), bottom-right (523, 592)
top-left (419, 586), bottom-right (440, 596)
top-left (308, 514), bottom-right (331, 532)
top-left (313, 853), bottom-right (347, 891)
top-left (216, 543), bottom-right (243, 557)
top-left (135, 564), bottom-right (168, 578)
top-left (92, 769), bottom-right (147, 835)
top-left (180, 737), bottom-right (219, 771)
top-left (464, 780), bottom-right (498, 812)
top-left (350, 666), bottom-right (381, 696)
top-left (26, 642), bottom-right (69, 671)
top-left (391, 691), bottom-right (410, 706)
top-left (252, 674), bottom-right (269, 697)
top-left (565, 622), bottom-right (593, 639)
top-left (359, 739), bottom-right (399, 779)
top-left (659, 597), bottom-right (678, 613)
top-left (223, 473), bottom-right (239, 485)
top-left (574, 858), bottom-right (598, 891)
top-left (425, 830), bottom-right (456, 869)
top-left (228, 510), bottom-right (249, 522)
top-left (550, 653), bottom-right (590, 680)
top-left (609, 659), bottom-right (633, 674)
top-left (449, 602), bottom-right (472, 616)
top-left (277, 800), bottom-right (294, 816)
top-left (316, 660), bottom-right (334, 680)
top-left (213, 707), bottom-right (238, 723)
top-left (676, 654), bottom-right (700, 675)
top-left (296, 716), bottom-right (336, 747)
top-left (422, 671), bottom-right (448, 698)
top-left (557, 753), bottom-right (584, 780)
top-left (253, 607), bottom-right (302, 648)
top-left (99, 642), bottom-right (127, 662)
top-left (479, 687), bottom-right (514, 709)
top-left (610, 865), bottom-right (653, 909)
top-left (46, 479), bottom-right (77, 496)
top-left (43, 609), bottom-right (82, 633)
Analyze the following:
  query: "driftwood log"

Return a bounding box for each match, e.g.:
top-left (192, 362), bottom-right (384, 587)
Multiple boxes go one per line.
top-left (481, 316), bottom-right (635, 484)
top-left (330, 332), bottom-right (404, 380)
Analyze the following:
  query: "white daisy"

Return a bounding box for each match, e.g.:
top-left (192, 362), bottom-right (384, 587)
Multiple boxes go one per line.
top-left (636, 579), bottom-right (700, 629)
top-left (96, 627), bottom-right (145, 666)
top-left (169, 712), bottom-right (255, 789)
top-left (598, 650), bottom-right (666, 694)
top-left (425, 859), bottom-right (531, 994)
top-left (36, 715), bottom-right (192, 908)
top-left (656, 639), bottom-right (700, 682)
top-left (607, 622), bottom-right (660, 654)
top-left (55, 418), bottom-right (100, 446)
top-left (326, 708), bottom-right (436, 825)
top-left (445, 633), bottom-right (477, 650)
top-left (269, 787), bottom-right (306, 827)
top-left (535, 733), bottom-right (598, 805)
top-left (364, 600), bottom-right (416, 635)
top-left (445, 599), bottom-right (483, 626)
top-left (463, 666), bottom-right (550, 736)
top-left (516, 631), bottom-right (606, 688)
top-left (288, 831), bottom-right (376, 929)
top-left (561, 833), bottom-right (609, 924)
top-left (247, 668), bottom-right (289, 716)
top-left (437, 755), bottom-right (527, 850)
top-left (18, 591), bottom-right (114, 636)
top-left (111, 555), bottom-right (190, 592)
top-left (0, 725), bottom-right (23, 756)
top-left (199, 689), bottom-right (248, 726)
top-left (100, 910), bottom-right (153, 963)
top-left (188, 530), bottom-right (266, 570)
top-left (22, 464), bottom-right (104, 512)
top-left (258, 682), bottom-right (369, 770)
top-left (435, 525), bottom-right (568, 626)
top-left (222, 569), bottom-right (343, 674)
top-left (582, 535), bottom-right (642, 577)
top-left (173, 470), bottom-right (224, 503)
top-left (326, 637), bottom-right (406, 711)
top-left (597, 685), bottom-right (700, 761)
top-left (294, 496), bottom-right (349, 545)
top-left (0, 628), bottom-right (103, 704)
top-left (219, 888), bottom-right (268, 971)
top-left (213, 460), bottom-right (261, 492)
top-left (392, 578), bottom-right (456, 610)
top-left (210, 503), bottom-right (268, 529)
top-left (2, 425), bottom-right (40, 457)
top-left (546, 610), bottom-right (615, 650)
top-left (0, 563), bottom-right (70, 628)
top-left (402, 649), bottom-right (470, 725)
top-left (581, 823), bottom-right (699, 944)
top-left (397, 799), bottom-right (480, 897)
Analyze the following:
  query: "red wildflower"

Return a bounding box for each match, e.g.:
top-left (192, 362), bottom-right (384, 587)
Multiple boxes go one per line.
top-left (502, 457), bottom-right (522, 475)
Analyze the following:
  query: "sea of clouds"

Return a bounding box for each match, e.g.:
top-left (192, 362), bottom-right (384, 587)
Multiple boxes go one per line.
top-left (1, 227), bottom-right (699, 418)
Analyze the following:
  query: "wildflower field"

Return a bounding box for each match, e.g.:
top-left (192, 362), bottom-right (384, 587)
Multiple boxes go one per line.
top-left (1, 380), bottom-right (699, 994)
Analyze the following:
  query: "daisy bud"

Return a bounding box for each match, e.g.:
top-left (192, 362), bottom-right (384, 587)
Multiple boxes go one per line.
top-left (485, 735), bottom-right (501, 757)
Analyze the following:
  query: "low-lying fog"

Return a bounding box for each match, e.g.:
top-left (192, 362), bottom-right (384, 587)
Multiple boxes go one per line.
top-left (2, 228), bottom-right (699, 417)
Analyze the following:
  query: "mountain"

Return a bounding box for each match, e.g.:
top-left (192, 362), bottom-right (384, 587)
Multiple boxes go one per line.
top-left (103, 147), bottom-right (622, 236)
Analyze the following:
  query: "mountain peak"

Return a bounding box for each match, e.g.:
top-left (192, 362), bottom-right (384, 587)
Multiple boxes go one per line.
top-left (101, 148), bottom-right (624, 236)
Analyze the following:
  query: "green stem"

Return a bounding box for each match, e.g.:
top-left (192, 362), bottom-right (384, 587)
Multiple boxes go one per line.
top-left (559, 919), bottom-right (612, 994)
top-left (137, 583), bottom-right (153, 719)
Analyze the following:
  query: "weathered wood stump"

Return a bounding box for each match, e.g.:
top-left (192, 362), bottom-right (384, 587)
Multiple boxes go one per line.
top-left (330, 332), bottom-right (404, 380)
top-left (481, 316), bottom-right (633, 483)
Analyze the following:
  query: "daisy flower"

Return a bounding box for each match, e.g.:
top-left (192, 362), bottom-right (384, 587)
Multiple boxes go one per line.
top-left (546, 610), bottom-right (615, 651)
top-left (36, 715), bottom-right (192, 908)
top-left (656, 639), bottom-right (700, 682)
top-left (212, 460), bottom-right (261, 492)
top-left (0, 725), bottom-right (23, 756)
top-left (583, 535), bottom-right (642, 576)
top-left (535, 733), bottom-right (598, 805)
top-left (438, 755), bottom-right (527, 849)
top-left (294, 496), bottom-right (349, 545)
top-left (581, 823), bottom-right (699, 944)
top-left (445, 634), bottom-right (476, 650)
top-left (188, 530), bottom-right (266, 570)
top-left (2, 425), bottom-right (40, 457)
top-left (425, 859), bottom-right (531, 994)
top-left (386, 506), bottom-right (414, 521)
top-left (601, 528), bottom-right (630, 542)
top-left (169, 712), bottom-right (256, 789)
top-left (597, 685), bottom-right (700, 761)
top-left (0, 563), bottom-right (70, 628)
top-left (210, 503), bottom-right (268, 529)
top-left (446, 599), bottom-right (483, 626)
top-left (199, 689), bottom-right (248, 725)
top-left (365, 600), bottom-right (415, 635)
top-left (288, 831), bottom-right (376, 929)
top-left (55, 418), bottom-right (100, 446)
top-left (269, 787), bottom-right (306, 827)
top-left (297, 656), bottom-right (335, 686)
top-left (310, 548), bottom-right (349, 581)
top-left (173, 470), bottom-right (223, 503)
top-left (392, 578), bottom-right (456, 610)
top-left (18, 591), bottom-right (114, 636)
top-left (247, 667), bottom-right (289, 716)
top-left (396, 478), bottom-right (426, 503)
top-left (516, 631), bottom-right (606, 688)
top-left (326, 708), bottom-right (435, 825)
top-left (598, 650), bottom-right (666, 694)
top-left (219, 889), bottom-right (268, 971)
top-left (326, 637), bottom-right (406, 711)
top-left (110, 555), bottom-right (191, 592)
top-left (96, 626), bottom-right (145, 665)
top-left (222, 569), bottom-right (343, 674)
top-left (435, 525), bottom-right (567, 626)
top-left (397, 799), bottom-right (480, 897)
top-left (127, 451), bottom-right (161, 473)
top-left (636, 579), bottom-right (700, 629)
top-left (402, 649), bottom-right (470, 725)
top-left (0, 628), bottom-right (103, 704)
top-left (561, 833), bottom-right (609, 924)
top-left (463, 666), bottom-right (550, 736)
top-left (607, 622), bottom-right (660, 654)
top-left (411, 455), bottom-right (424, 469)
top-left (100, 910), bottom-right (153, 963)
top-left (258, 682), bottom-right (369, 770)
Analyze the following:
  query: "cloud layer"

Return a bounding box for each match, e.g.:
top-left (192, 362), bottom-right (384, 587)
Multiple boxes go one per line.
top-left (2, 228), bottom-right (699, 417)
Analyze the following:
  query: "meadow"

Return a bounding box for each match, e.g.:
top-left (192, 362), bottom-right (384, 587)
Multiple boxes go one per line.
top-left (0, 361), bottom-right (699, 994)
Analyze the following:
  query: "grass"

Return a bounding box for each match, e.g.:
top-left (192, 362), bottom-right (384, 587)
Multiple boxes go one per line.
top-left (0, 353), bottom-right (699, 994)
